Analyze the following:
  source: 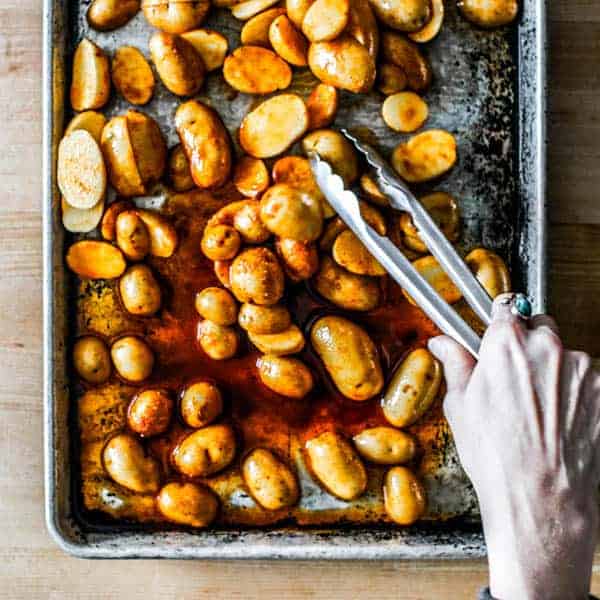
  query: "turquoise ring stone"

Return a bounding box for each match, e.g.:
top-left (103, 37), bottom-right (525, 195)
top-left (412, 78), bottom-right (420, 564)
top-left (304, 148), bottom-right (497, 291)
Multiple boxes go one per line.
top-left (512, 294), bottom-right (532, 319)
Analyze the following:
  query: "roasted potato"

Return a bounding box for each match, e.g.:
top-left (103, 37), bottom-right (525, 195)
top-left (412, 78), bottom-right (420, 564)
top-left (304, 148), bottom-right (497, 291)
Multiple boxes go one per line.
top-left (195, 287), bottom-right (238, 326)
top-left (377, 63), bottom-right (408, 95)
top-left (370, 0), bottom-right (430, 32)
top-left (248, 324), bottom-right (306, 355)
top-left (346, 0), bottom-right (379, 58)
top-left (359, 174), bottom-right (390, 206)
top-left (276, 238), bottom-right (319, 281)
top-left (168, 144), bottom-right (195, 192)
top-left (115, 211), bottom-right (150, 261)
top-left (302, 0), bottom-right (349, 43)
top-left (201, 225), bottom-right (241, 260)
top-left (181, 29), bottom-right (229, 71)
top-left (302, 128), bottom-right (359, 185)
top-left (409, 0), bottom-right (444, 42)
top-left (101, 200), bottom-right (134, 241)
top-left (332, 230), bottom-right (385, 276)
top-left (119, 264), bottom-right (162, 316)
top-left (214, 260), bottom-right (232, 289)
top-left (287, 0), bottom-right (314, 28)
top-left (306, 84), bottom-right (338, 131)
top-left (110, 336), bottom-right (155, 383)
top-left (319, 216), bottom-right (348, 251)
top-left (142, 0), bottom-right (210, 33)
top-left (305, 431), bottom-right (367, 500)
top-left (88, 0), bottom-right (140, 31)
top-left (64, 110), bottom-right (106, 144)
top-left (61, 197), bottom-right (105, 234)
top-left (126, 110), bottom-right (167, 183)
top-left (353, 427), bottom-right (417, 465)
top-left (238, 303), bottom-right (291, 335)
top-left (230, 247), bottom-right (285, 305)
top-left (157, 482), bottom-right (219, 527)
top-left (127, 389), bottom-right (174, 437)
top-left (231, 0), bottom-right (281, 19)
top-left (73, 335), bottom-right (112, 384)
top-left (269, 15), bottom-right (309, 67)
top-left (257, 355), bottom-right (314, 398)
top-left (137, 209), bottom-right (178, 257)
top-left (383, 466), bottom-right (426, 525)
top-left (458, 0), bottom-right (519, 28)
top-left (180, 381), bottom-right (224, 428)
top-left (206, 200), bottom-right (270, 244)
top-left (404, 255), bottom-right (462, 304)
top-left (111, 46), bottom-right (155, 106)
top-left (66, 240), bottom-right (127, 279)
top-left (241, 8), bottom-right (286, 46)
top-left (70, 38), bottom-right (111, 111)
top-left (381, 32), bottom-right (432, 92)
top-left (466, 248), bottom-right (511, 298)
top-left (233, 157), bottom-right (270, 198)
top-left (382, 92), bottom-right (429, 133)
top-left (197, 319), bottom-right (239, 360)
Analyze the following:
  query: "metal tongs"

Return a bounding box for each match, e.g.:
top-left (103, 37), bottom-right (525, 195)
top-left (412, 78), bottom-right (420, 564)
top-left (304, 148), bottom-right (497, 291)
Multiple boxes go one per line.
top-left (308, 129), bottom-right (493, 359)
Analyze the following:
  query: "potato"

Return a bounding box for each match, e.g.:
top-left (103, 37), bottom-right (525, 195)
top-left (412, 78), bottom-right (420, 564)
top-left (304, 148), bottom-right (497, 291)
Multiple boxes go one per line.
top-left (319, 217), bottom-right (347, 251)
top-left (119, 264), bottom-right (162, 316)
top-left (88, 0), bottom-right (140, 31)
top-left (377, 63), bottom-right (408, 95)
top-left (382, 348), bottom-right (442, 427)
top-left (313, 256), bottom-right (380, 311)
top-left (233, 157), bottom-right (270, 198)
top-left (382, 92), bottom-right (428, 133)
top-left (311, 315), bottom-right (383, 401)
top-left (127, 389), bottom-right (174, 436)
top-left (466, 248), bottom-right (511, 298)
top-left (370, 0), bottom-right (430, 32)
top-left (180, 381), bottom-right (223, 428)
top-left (260, 184), bottom-right (323, 242)
top-left (359, 174), bottom-right (389, 206)
top-left (168, 144), bottom-right (195, 192)
top-left (101, 200), bottom-right (134, 241)
top-left (230, 247), bottom-right (285, 305)
top-left (409, 0), bottom-right (444, 42)
top-left (306, 84), bottom-right (338, 131)
top-left (103, 433), bottom-right (161, 493)
top-left (137, 209), bottom-right (178, 258)
top-left (269, 15), bottom-right (309, 67)
top-left (201, 225), bottom-right (241, 260)
top-left (195, 287), bottom-right (238, 326)
top-left (65, 111), bottom-right (106, 144)
top-left (127, 110), bottom-right (168, 182)
top-left (175, 100), bottom-right (232, 189)
top-left (391, 130), bottom-right (457, 183)
top-left (172, 424), bottom-right (237, 477)
top-left (214, 260), bottom-right (232, 289)
top-left (458, 0), bottom-right (518, 28)
top-left (110, 336), bottom-right (155, 382)
top-left (257, 355), bottom-right (314, 398)
top-left (242, 448), bottom-right (299, 510)
top-left (149, 31), bottom-right (205, 97)
top-left (73, 335), bottom-right (111, 384)
top-left (384, 466), bottom-right (426, 525)
top-left (353, 427), bottom-right (417, 465)
top-left (305, 431), bottom-right (367, 500)
top-left (111, 46), bottom-right (154, 106)
top-left (157, 482), bottom-right (219, 527)
top-left (197, 319), bottom-right (239, 360)
top-left (241, 8), bottom-right (286, 46)
top-left (358, 200), bottom-right (387, 234)
top-left (231, 0), bottom-right (280, 19)
top-left (58, 130), bottom-right (106, 209)
top-left (61, 197), bottom-right (104, 234)
top-left (238, 303), bottom-right (291, 334)
top-left (276, 238), bottom-right (319, 281)
top-left (404, 255), bottom-right (462, 305)
top-left (206, 200), bottom-right (270, 244)
top-left (142, 0), bottom-right (210, 33)
top-left (181, 29), bottom-right (229, 71)
top-left (239, 94), bottom-right (309, 158)
top-left (287, 0), bottom-right (314, 28)
top-left (115, 211), bottom-right (150, 261)
top-left (302, 0), bottom-right (349, 43)
top-left (308, 36), bottom-right (375, 94)
top-left (302, 128), bottom-right (359, 185)
top-left (381, 32), bottom-right (432, 92)
top-left (66, 240), bottom-right (127, 279)
top-left (346, 0), bottom-right (379, 58)
top-left (70, 39), bottom-right (110, 111)
top-left (332, 230), bottom-right (385, 276)
top-left (248, 324), bottom-right (305, 355)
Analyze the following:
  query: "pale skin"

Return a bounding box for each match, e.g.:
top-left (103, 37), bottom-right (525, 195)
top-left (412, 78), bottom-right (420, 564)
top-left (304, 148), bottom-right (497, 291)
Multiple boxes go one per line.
top-left (428, 293), bottom-right (600, 600)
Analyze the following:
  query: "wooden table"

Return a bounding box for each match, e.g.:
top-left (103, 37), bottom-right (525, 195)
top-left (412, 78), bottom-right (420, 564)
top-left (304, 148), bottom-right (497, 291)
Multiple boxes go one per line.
top-left (1, 1), bottom-right (599, 597)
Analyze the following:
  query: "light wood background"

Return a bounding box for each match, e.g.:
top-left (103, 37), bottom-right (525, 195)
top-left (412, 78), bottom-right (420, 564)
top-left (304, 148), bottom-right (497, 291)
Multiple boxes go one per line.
top-left (1, 1), bottom-right (600, 598)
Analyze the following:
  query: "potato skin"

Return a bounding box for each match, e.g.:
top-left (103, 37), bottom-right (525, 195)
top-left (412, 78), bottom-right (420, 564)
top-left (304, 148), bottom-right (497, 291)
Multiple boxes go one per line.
top-left (110, 336), bottom-right (155, 383)
top-left (405, 255), bottom-right (462, 304)
top-left (346, 0), bottom-right (379, 58)
top-left (238, 303), bottom-right (291, 335)
top-left (168, 144), bottom-right (195, 192)
top-left (115, 210), bottom-right (150, 261)
top-left (384, 466), bottom-right (426, 525)
top-left (206, 200), bottom-right (270, 244)
top-left (157, 482), bottom-right (219, 527)
top-left (142, 0), bottom-right (210, 34)
top-left (353, 427), bottom-right (416, 465)
top-left (195, 287), bottom-right (238, 326)
top-left (286, 0), bottom-right (314, 28)
top-left (197, 319), bottom-right (239, 360)
top-left (466, 248), bottom-right (511, 299)
top-left (276, 238), bottom-right (319, 281)
top-left (269, 15), bottom-right (309, 67)
top-left (381, 32), bottom-right (432, 92)
top-left (369, 0), bottom-right (430, 32)
top-left (119, 264), bottom-right (162, 316)
top-left (180, 29), bottom-right (229, 71)
top-left (127, 389), bottom-right (174, 437)
top-left (66, 240), bottom-right (127, 280)
top-left (88, 0), bottom-right (140, 31)
top-left (137, 210), bottom-right (178, 258)
top-left (70, 38), bottom-right (111, 111)
top-left (306, 84), bottom-right (338, 131)
top-left (201, 225), bottom-right (241, 261)
top-left (73, 335), bottom-right (112, 384)
top-left (125, 110), bottom-right (167, 185)
top-left (230, 247), bottom-right (285, 305)
top-left (257, 355), bottom-right (314, 399)
top-left (112, 46), bottom-right (155, 106)
top-left (302, 0), bottom-right (350, 43)
top-left (248, 324), bottom-right (305, 356)
top-left (458, 0), bottom-right (518, 28)
top-left (241, 8), bottom-right (287, 47)
top-left (233, 157), bottom-right (270, 199)
top-left (180, 381), bottom-right (223, 428)
top-left (302, 129), bottom-right (359, 185)
top-left (332, 230), bottom-right (385, 277)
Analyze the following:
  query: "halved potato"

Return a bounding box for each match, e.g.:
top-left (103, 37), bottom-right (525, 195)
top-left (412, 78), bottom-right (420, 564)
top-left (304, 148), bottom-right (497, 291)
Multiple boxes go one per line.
top-left (332, 230), bottom-right (385, 276)
top-left (239, 94), bottom-right (309, 158)
top-left (87, 0), bottom-right (140, 31)
top-left (101, 200), bottom-right (133, 241)
top-left (70, 38), bottom-right (111, 111)
top-left (248, 324), bottom-right (306, 355)
top-left (381, 32), bottom-right (432, 92)
top-left (142, 0), bottom-right (210, 33)
top-left (276, 238), bottom-right (319, 281)
top-left (233, 156), bottom-right (270, 198)
top-left (168, 144), bottom-right (195, 192)
top-left (66, 240), bottom-right (127, 279)
top-left (137, 209), bottom-right (178, 257)
top-left (287, 0), bottom-right (314, 28)
top-left (302, 128), bottom-right (359, 185)
top-left (269, 15), bottom-right (309, 67)
top-left (377, 63), bottom-right (408, 95)
top-left (302, 0), bottom-right (349, 43)
top-left (382, 91), bottom-right (428, 133)
top-left (61, 197), bottom-right (105, 233)
top-left (125, 110), bottom-right (167, 184)
top-left (370, 0), bottom-right (430, 32)
top-left (111, 46), bottom-right (155, 105)
top-left (65, 111), bottom-right (106, 144)
top-left (346, 0), bottom-right (379, 58)
top-left (359, 174), bottom-right (389, 207)
top-left (404, 255), bottom-right (462, 305)
top-left (306, 83), bottom-right (338, 131)
top-left (231, 0), bottom-right (281, 19)
top-left (466, 248), bottom-right (511, 298)
top-left (181, 29), bottom-right (229, 71)
top-left (409, 0), bottom-right (444, 42)
top-left (241, 8), bottom-right (286, 46)
top-left (458, 0), bottom-right (519, 28)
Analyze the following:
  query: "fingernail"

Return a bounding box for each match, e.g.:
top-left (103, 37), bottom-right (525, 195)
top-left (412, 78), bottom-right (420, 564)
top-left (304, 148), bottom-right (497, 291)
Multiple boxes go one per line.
top-left (427, 336), bottom-right (444, 357)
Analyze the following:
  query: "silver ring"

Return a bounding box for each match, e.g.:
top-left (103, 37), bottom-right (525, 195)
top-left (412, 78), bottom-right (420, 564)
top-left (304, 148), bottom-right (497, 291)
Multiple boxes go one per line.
top-left (510, 293), bottom-right (532, 320)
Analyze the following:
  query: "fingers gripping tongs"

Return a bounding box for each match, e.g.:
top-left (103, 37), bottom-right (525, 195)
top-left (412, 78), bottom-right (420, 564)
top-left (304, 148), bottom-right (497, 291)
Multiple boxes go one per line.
top-left (308, 129), bottom-right (493, 359)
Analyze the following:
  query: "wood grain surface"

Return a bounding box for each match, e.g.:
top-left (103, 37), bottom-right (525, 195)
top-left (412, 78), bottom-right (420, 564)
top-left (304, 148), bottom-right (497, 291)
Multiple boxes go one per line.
top-left (1, 1), bottom-right (600, 598)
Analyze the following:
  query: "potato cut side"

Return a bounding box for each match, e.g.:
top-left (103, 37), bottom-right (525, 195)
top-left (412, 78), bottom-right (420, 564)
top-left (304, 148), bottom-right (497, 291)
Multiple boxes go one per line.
top-left (142, 0), bottom-right (211, 34)
top-left (369, 0), bottom-right (430, 32)
top-left (65, 111), bottom-right (107, 144)
top-left (381, 32), bottom-right (432, 92)
top-left (240, 8), bottom-right (286, 47)
top-left (377, 63), bottom-right (408, 95)
top-left (332, 230), bottom-right (386, 276)
top-left (403, 255), bottom-right (462, 305)
top-left (233, 156), bottom-right (270, 197)
top-left (61, 197), bottom-right (105, 233)
top-left (382, 92), bottom-right (428, 133)
top-left (302, 0), bottom-right (350, 43)
top-left (286, 0), bottom-right (315, 28)
top-left (111, 46), bottom-right (155, 106)
top-left (301, 128), bottom-right (359, 185)
top-left (409, 0), bottom-right (444, 43)
top-left (231, 0), bottom-right (281, 20)
top-left (66, 240), bottom-right (127, 279)
top-left (269, 15), bottom-right (309, 67)
top-left (306, 83), bottom-right (338, 130)
top-left (87, 0), bottom-right (141, 31)
top-left (181, 29), bottom-right (229, 71)
top-left (359, 174), bottom-right (389, 207)
top-left (458, 0), bottom-right (519, 28)
top-left (70, 38), bottom-right (111, 112)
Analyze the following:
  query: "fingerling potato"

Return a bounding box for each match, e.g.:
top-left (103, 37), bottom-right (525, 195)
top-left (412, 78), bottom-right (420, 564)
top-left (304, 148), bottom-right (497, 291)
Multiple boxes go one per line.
top-left (157, 482), bottom-right (219, 527)
top-left (111, 336), bottom-right (155, 382)
top-left (248, 324), bottom-right (306, 355)
top-left (238, 303), bottom-right (291, 335)
top-left (332, 230), bottom-right (385, 276)
top-left (302, 0), bottom-right (349, 43)
top-left (101, 200), bottom-right (134, 241)
top-left (128, 389), bottom-right (173, 437)
top-left (233, 157), bottom-right (270, 198)
top-left (269, 15), bottom-right (309, 67)
top-left (66, 240), bottom-right (127, 279)
top-left (119, 264), bottom-right (162, 316)
top-left (61, 197), bottom-right (105, 233)
top-left (195, 287), bottom-right (238, 326)
top-left (257, 355), bottom-right (314, 398)
top-left (381, 32), bottom-right (432, 92)
top-left (409, 0), bottom-right (444, 43)
top-left (384, 466), bottom-right (426, 525)
top-left (403, 255), bottom-right (462, 304)
top-left (137, 209), bottom-right (178, 257)
top-left (73, 335), bottom-right (112, 384)
top-left (70, 38), bottom-right (110, 111)
top-left (459, 0), bottom-right (519, 28)
top-left (306, 84), bottom-right (338, 131)
top-left (65, 110), bottom-right (106, 144)
top-left (168, 144), bottom-right (195, 192)
top-left (382, 92), bottom-right (429, 133)
top-left (230, 247), bottom-right (285, 305)
top-left (88, 0), bottom-right (140, 31)
top-left (241, 8), bottom-right (286, 47)
top-left (197, 319), bottom-right (239, 360)
top-left (346, 0), bottom-right (379, 58)
top-left (377, 63), bottom-right (408, 95)
top-left (111, 46), bottom-right (155, 106)
top-left (302, 128), bottom-right (359, 185)
top-left (465, 248), bottom-right (511, 298)
top-left (115, 210), bottom-right (150, 261)
top-left (275, 238), bottom-right (319, 281)
top-left (181, 29), bottom-right (229, 71)
top-left (353, 427), bottom-right (417, 465)
top-left (369, 0), bottom-right (430, 32)
top-left (142, 0), bottom-right (210, 33)
top-left (180, 381), bottom-right (223, 428)
top-left (231, 0), bottom-right (280, 19)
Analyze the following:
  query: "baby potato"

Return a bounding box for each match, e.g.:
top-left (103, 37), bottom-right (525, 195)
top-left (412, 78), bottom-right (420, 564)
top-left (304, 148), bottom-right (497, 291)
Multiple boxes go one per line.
top-left (103, 433), bottom-right (161, 493)
top-left (70, 38), bottom-right (110, 111)
top-left (242, 448), bottom-right (299, 510)
top-left (404, 255), bottom-right (462, 304)
top-left (458, 0), bottom-right (518, 28)
top-left (157, 482), bottom-right (219, 527)
top-left (384, 466), bottom-right (426, 525)
top-left (239, 94), bottom-right (309, 158)
top-left (235, 202), bottom-right (271, 244)
top-left (257, 355), bottom-right (314, 399)
top-left (64, 110), bottom-right (106, 144)
top-left (302, 128), bottom-right (359, 185)
top-left (195, 287), bottom-right (238, 326)
top-left (214, 260), bottom-right (232, 289)
top-left (230, 247), bottom-right (285, 305)
top-left (269, 15), bottom-right (309, 67)
top-left (313, 256), bottom-right (380, 311)
top-left (126, 110), bottom-right (167, 184)
top-left (231, 0), bottom-right (281, 19)
top-left (248, 324), bottom-right (306, 355)
top-left (260, 184), bottom-right (323, 242)
top-left (306, 83), bottom-right (338, 131)
top-left (110, 336), bottom-right (155, 383)
top-left (181, 29), bottom-right (229, 71)
top-left (319, 217), bottom-right (348, 251)
top-left (172, 424), bottom-right (237, 477)
top-left (377, 63), bottom-right (408, 95)
top-left (66, 240), bottom-right (127, 279)
top-left (175, 100), bottom-right (232, 189)
top-left (197, 319), bottom-right (239, 360)
top-left (168, 144), bottom-right (195, 192)
top-left (137, 209), bottom-right (178, 258)
top-left (370, 0), bottom-right (430, 32)
top-left (382, 348), bottom-right (442, 427)
top-left (238, 303), bottom-right (291, 334)
top-left (149, 31), bottom-right (205, 97)
top-left (142, 0), bottom-right (210, 33)
top-left (201, 225), bottom-right (241, 261)
top-left (127, 389), bottom-right (174, 437)
top-left (311, 315), bottom-right (383, 401)
top-left (332, 230), bottom-right (385, 276)
top-left (382, 92), bottom-right (429, 133)
top-left (359, 174), bottom-right (390, 206)
top-left (112, 46), bottom-right (155, 106)
top-left (233, 157), bottom-right (270, 198)
top-left (353, 427), bottom-right (416, 465)
top-left (180, 381), bottom-right (223, 428)
top-left (391, 130), bottom-right (457, 183)
top-left (88, 0), bottom-right (140, 31)
top-left (466, 248), bottom-right (511, 298)
top-left (115, 210), bottom-right (150, 261)
top-left (73, 335), bottom-right (112, 384)
top-left (381, 32), bottom-right (432, 92)
top-left (346, 0), bottom-right (379, 58)
top-left (409, 0), bottom-right (444, 43)
top-left (241, 8), bottom-right (286, 47)
top-left (276, 238), bottom-right (319, 281)
top-left (119, 264), bottom-right (162, 316)
top-left (308, 36), bottom-right (376, 94)
top-left (61, 197), bottom-right (105, 234)
top-left (302, 0), bottom-right (349, 43)
top-left (305, 431), bottom-right (367, 500)
top-left (287, 0), bottom-right (314, 28)
top-left (223, 46), bottom-right (292, 95)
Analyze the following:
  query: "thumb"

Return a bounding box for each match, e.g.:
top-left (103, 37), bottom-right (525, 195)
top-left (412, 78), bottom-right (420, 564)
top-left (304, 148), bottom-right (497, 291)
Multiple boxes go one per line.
top-left (428, 335), bottom-right (476, 397)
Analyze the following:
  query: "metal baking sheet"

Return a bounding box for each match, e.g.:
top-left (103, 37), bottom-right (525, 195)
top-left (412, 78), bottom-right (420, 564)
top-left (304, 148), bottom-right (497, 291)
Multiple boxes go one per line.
top-left (43, 0), bottom-right (547, 558)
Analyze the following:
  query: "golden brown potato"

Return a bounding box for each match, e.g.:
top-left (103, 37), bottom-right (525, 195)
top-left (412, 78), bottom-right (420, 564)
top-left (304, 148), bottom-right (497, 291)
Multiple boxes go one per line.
top-left (346, 0), bottom-right (379, 57)
top-left (302, 128), bottom-right (359, 185)
top-left (381, 32), bottom-right (432, 92)
top-left (377, 63), bottom-right (408, 95)
top-left (404, 255), bottom-right (462, 305)
top-left (239, 94), bottom-right (309, 158)
top-left (172, 424), bottom-right (237, 477)
top-left (66, 240), bottom-right (127, 279)
top-left (157, 482), bottom-right (219, 527)
top-left (353, 427), bottom-right (417, 465)
top-left (238, 303), bottom-right (291, 334)
top-left (197, 319), bottom-right (239, 360)
top-left (180, 381), bottom-right (223, 428)
top-left (142, 0), bottom-right (210, 33)
top-left (248, 324), bottom-right (306, 355)
top-left (332, 230), bottom-right (385, 276)
top-left (319, 216), bottom-right (348, 251)
top-left (168, 144), bottom-right (195, 192)
top-left (110, 336), bottom-right (155, 383)
top-left (458, 0), bottom-right (518, 28)
top-left (195, 287), bottom-right (238, 326)
top-left (230, 247), bottom-right (285, 305)
top-left (358, 200), bottom-right (387, 234)
top-left (103, 433), bottom-right (161, 493)
top-left (308, 36), bottom-right (376, 94)
top-left (409, 0), bottom-right (445, 42)
top-left (359, 174), bottom-right (390, 206)
top-left (306, 83), bottom-right (338, 131)
top-left (286, 0), bottom-right (314, 28)
top-left (64, 111), bottom-right (106, 144)
top-left (137, 209), bottom-right (178, 258)
top-left (201, 225), bottom-right (242, 260)
top-left (149, 31), bottom-right (205, 97)
top-left (241, 8), bottom-right (286, 46)
top-left (302, 0), bottom-right (349, 43)
top-left (233, 157), bottom-right (270, 198)
top-left (112, 46), bottom-right (155, 105)
top-left (257, 355), bottom-right (314, 398)
top-left (242, 448), bottom-right (300, 510)
top-left (101, 200), bottom-right (134, 241)
top-left (384, 466), bottom-right (426, 525)
top-left (223, 46), bottom-right (292, 95)
top-left (126, 110), bottom-right (168, 183)
top-left (127, 389), bottom-right (173, 437)
top-left (119, 264), bottom-right (162, 316)
top-left (231, 0), bottom-right (281, 19)
top-left (370, 0), bottom-right (430, 31)
top-left (73, 336), bottom-right (112, 384)
top-left (276, 238), bottom-right (319, 281)
top-left (175, 100), bottom-right (232, 189)
top-left (313, 256), bottom-right (380, 311)
top-left (70, 38), bottom-right (111, 111)
top-left (115, 211), bottom-right (150, 261)
top-left (466, 248), bottom-right (511, 298)
top-left (88, 0), bottom-right (140, 31)
top-left (382, 348), bottom-right (442, 427)
top-left (311, 315), bottom-right (383, 401)
top-left (214, 260), bottom-right (232, 289)
top-left (181, 29), bottom-right (229, 71)
top-left (206, 200), bottom-right (270, 244)
top-left (61, 197), bottom-right (105, 234)
top-left (305, 431), bottom-right (367, 500)
top-left (391, 130), bottom-right (457, 183)
top-left (382, 92), bottom-right (429, 133)
top-left (269, 15), bottom-right (309, 67)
